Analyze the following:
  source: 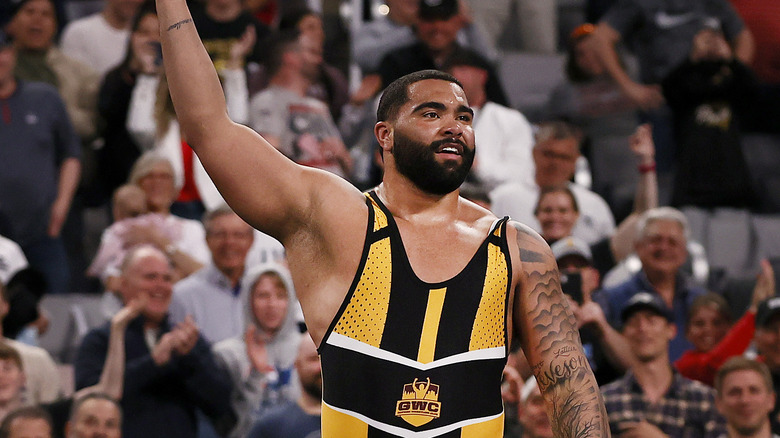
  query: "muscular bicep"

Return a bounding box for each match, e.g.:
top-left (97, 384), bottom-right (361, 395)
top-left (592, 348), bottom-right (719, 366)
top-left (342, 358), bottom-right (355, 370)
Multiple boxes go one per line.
top-left (511, 222), bottom-right (581, 378)
top-left (510, 222), bottom-right (610, 437)
top-left (191, 121), bottom-right (360, 240)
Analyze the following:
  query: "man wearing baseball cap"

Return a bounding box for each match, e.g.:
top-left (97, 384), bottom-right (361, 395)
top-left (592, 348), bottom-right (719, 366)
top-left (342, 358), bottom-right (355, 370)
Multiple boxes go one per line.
top-left (552, 236), bottom-right (633, 385)
top-left (755, 296), bottom-right (780, 435)
top-left (601, 291), bottom-right (727, 436)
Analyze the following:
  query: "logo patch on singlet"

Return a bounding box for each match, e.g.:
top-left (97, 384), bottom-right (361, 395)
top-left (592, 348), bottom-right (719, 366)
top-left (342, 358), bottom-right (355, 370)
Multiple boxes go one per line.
top-left (395, 377), bottom-right (441, 427)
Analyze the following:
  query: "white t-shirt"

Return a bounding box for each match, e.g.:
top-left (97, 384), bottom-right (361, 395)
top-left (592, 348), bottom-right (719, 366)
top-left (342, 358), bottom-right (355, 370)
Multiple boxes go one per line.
top-left (472, 102), bottom-right (536, 190)
top-left (60, 13), bottom-right (130, 76)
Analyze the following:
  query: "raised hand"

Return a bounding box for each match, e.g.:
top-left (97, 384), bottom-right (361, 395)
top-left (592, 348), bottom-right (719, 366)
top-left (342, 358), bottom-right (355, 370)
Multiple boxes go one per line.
top-left (111, 295), bottom-right (148, 329)
top-left (171, 315), bottom-right (200, 356)
top-left (245, 325), bottom-right (275, 373)
top-left (750, 259), bottom-right (776, 311)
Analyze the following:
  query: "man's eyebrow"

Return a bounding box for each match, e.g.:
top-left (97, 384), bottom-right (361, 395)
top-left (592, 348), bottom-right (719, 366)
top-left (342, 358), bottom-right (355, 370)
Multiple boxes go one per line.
top-left (411, 102), bottom-right (474, 117)
top-left (458, 105), bottom-right (474, 117)
top-left (412, 101), bottom-right (446, 113)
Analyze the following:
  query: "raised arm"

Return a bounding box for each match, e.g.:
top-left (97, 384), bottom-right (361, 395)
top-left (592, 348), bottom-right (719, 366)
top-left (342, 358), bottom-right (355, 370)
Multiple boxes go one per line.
top-left (156, 0), bottom-right (358, 240)
top-left (584, 23), bottom-right (664, 110)
top-left (610, 123), bottom-right (657, 262)
top-left (511, 222), bottom-right (610, 438)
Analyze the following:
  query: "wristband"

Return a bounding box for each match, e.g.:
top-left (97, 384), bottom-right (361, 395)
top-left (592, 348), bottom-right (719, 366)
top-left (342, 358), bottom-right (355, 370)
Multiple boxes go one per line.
top-left (638, 162), bottom-right (656, 173)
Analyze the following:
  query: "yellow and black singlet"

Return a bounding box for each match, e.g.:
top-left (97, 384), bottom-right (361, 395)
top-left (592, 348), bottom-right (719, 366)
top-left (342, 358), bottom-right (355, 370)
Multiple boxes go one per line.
top-left (319, 191), bottom-right (513, 437)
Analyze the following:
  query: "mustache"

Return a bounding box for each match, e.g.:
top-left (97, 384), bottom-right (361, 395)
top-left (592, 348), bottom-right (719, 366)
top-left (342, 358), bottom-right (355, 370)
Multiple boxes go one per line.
top-left (429, 138), bottom-right (468, 150)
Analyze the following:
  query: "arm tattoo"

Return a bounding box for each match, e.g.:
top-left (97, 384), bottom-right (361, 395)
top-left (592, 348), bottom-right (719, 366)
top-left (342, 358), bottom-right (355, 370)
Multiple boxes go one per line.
top-left (529, 272), bottom-right (610, 437)
top-left (513, 222), bottom-right (611, 437)
top-left (167, 18), bottom-right (193, 31)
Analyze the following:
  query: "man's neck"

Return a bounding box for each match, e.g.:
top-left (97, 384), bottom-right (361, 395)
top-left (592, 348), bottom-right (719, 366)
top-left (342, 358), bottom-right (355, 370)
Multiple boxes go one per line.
top-left (632, 359), bottom-right (673, 404)
top-left (727, 422), bottom-right (773, 438)
top-left (205, 2), bottom-right (242, 22)
top-left (297, 393), bottom-right (322, 416)
top-left (375, 178), bottom-right (461, 223)
top-left (645, 269), bottom-right (677, 306)
top-left (219, 265), bottom-right (244, 288)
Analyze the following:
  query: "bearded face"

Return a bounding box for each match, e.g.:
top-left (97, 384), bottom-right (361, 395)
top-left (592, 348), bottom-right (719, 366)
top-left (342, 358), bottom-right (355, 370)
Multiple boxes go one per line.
top-left (391, 129), bottom-right (474, 195)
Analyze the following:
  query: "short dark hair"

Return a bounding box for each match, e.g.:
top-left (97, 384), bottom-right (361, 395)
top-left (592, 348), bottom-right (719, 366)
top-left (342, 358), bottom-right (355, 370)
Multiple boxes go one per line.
top-left (264, 28), bottom-right (301, 77)
top-left (0, 406), bottom-right (52, 438)
top-left (69, 393), bottom-right (122, 424)
top-left (377, 69), bottom-right (463, 122)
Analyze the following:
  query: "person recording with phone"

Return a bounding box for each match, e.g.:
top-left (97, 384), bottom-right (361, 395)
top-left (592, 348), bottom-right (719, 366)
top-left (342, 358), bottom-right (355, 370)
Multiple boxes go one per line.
top-left (552, 237), bottom-right (635, 385)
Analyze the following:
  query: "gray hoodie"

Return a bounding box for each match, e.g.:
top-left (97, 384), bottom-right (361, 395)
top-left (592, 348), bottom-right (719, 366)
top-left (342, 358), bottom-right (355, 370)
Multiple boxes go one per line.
top-left (213, 263), bottom-right (303, 438)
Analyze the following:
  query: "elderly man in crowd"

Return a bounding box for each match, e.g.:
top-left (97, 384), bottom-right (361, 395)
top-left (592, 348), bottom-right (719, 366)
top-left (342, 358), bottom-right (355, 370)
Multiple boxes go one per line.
top-left (595, 207), bottom-right (707, 361)
top-left (74, 245), bottom-right (233, 438)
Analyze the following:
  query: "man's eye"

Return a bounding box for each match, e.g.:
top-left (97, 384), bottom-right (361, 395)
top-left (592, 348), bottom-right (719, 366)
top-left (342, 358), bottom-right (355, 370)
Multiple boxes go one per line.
top-left (458, 115), bottom-right (472, 122)
top-left (423, 112), bottom-right (439, 118)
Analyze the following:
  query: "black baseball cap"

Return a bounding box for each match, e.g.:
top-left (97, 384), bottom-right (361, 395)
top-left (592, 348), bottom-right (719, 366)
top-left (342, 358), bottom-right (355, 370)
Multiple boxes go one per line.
top-left (621, 292), bottom-right (673, 324)
top-left (419, 0), bottom-right (458, 21)
top-left (756, 297), bottom-right (780, 328)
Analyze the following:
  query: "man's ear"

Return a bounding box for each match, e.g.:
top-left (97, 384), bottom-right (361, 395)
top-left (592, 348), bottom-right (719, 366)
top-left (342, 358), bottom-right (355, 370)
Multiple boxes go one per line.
top-left (375, 121), bottom-right (393, 154)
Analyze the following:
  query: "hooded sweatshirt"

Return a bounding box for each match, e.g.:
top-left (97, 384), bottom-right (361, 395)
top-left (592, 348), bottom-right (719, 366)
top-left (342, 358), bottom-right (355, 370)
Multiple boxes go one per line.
top-left (213, 263), bottom-right (303, 438)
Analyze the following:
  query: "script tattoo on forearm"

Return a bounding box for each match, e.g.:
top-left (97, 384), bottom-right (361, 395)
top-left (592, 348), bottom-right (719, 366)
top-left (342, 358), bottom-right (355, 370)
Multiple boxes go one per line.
top-left (167, 18), bottom-right (192, 31)
top-left (513, 223), bottom-right (610, 437)
top-left (526, 271), bottom-right (610, 437)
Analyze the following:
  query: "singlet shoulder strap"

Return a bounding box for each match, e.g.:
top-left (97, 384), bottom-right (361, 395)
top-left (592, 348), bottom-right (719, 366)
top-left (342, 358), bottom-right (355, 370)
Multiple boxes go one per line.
top-left (487, 216), bottom-right (511, 246)
top-left (364, 190), bottom-right (391, 235)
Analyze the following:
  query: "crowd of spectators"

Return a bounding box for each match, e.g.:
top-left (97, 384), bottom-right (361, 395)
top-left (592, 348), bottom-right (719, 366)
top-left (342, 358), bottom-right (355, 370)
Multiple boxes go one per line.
top-left (0, 0), bottom-right (778, 437)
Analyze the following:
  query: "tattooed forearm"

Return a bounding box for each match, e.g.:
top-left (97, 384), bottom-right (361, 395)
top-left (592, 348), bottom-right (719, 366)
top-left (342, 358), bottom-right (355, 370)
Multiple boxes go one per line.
top-left (536, 352), bottom-right (589, 393)
top-left (550, 382), bottom-right (608, 438)
top-left (167, 18), bottom-right (193, 31)
top-left (527, 270), bottom-right (579, 355)
top-left (534, 351), bottom-right (610, 437)
top-left (510, 221), bottom-right (610, 436)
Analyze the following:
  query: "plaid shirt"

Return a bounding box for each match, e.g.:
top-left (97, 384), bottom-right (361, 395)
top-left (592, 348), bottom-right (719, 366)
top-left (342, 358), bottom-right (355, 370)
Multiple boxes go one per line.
top-left (602, 369), bottom-right (727, 438)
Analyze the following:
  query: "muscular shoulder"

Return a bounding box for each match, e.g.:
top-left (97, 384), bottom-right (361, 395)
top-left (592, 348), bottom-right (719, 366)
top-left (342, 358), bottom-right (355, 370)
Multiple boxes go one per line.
top-left (507, 220), bottom-right (555, 267)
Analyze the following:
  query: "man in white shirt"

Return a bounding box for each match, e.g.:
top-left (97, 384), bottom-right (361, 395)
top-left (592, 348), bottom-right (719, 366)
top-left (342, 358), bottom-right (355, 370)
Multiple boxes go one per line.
top-left (444, 51), bottom-right (535, 190)
top-left (60, 0), bottom-right (144, 76)
top-left (491, 121), bottom-right (616, 244)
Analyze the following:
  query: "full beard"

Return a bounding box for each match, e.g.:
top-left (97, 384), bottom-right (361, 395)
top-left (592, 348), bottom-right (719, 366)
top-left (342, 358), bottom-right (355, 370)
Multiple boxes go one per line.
top-left (392, 131), bottom-right (474, 195)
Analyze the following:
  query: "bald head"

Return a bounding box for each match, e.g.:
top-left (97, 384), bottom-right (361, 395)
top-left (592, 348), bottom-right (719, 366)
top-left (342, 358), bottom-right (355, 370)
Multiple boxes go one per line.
top-left (119, 245), bottom-right (173, 324)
